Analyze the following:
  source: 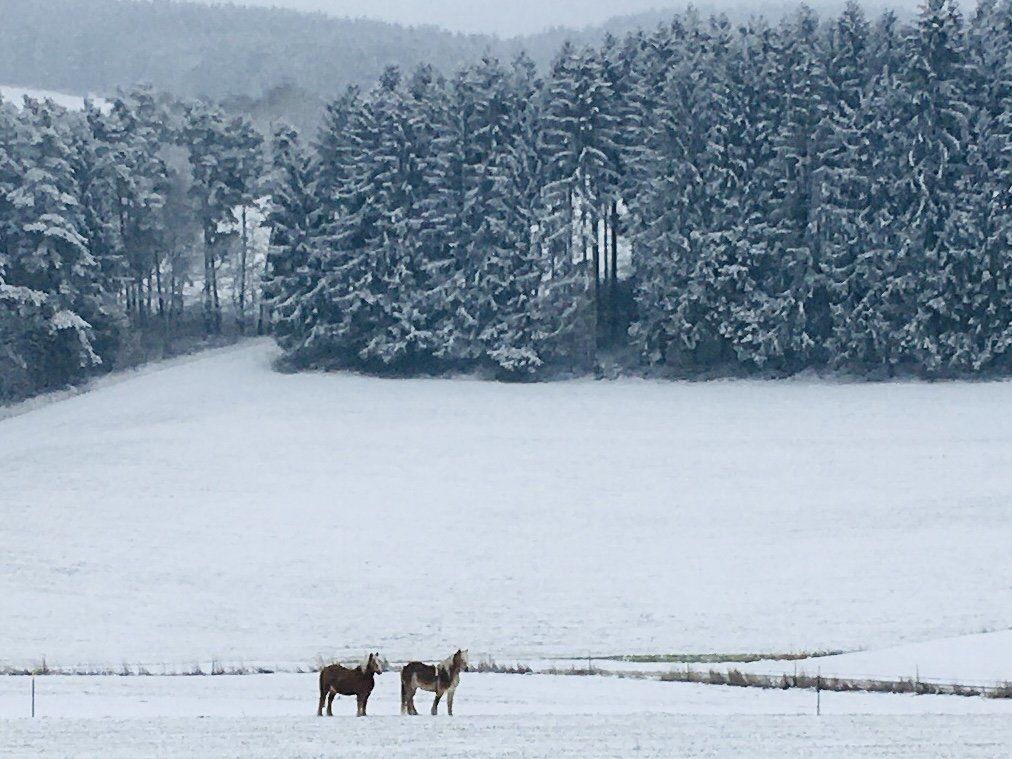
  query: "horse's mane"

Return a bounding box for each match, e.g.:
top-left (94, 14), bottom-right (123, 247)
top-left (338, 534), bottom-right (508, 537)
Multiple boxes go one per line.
top-left (437, 652), bottom-right (455, 674)
top-left (359, 654), bottom-right (371, 672)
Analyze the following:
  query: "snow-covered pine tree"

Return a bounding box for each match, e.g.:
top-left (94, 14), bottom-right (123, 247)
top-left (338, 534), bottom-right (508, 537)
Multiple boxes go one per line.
top-left (930, 0), bottom-right (1012, 373)
top-left (743, 7), bottom-right (827, 372)
top-left (896, 0), bottom-right (974, 372)
top-left (4, 98), bottom-right (103, 388)
top-left (538, 42), bottom-right (619, 368)
top-left (468, 54), bottom-right (549, 375)
top-left (317, 66), bottom-right (439, 369)
top-left (696, 18), bottom-right (813, 372)
top-left (811, 1), bottom-right (873, 365)
top-left (262, 125), bottom-right (328, 364)
top-left (598, 31), bottom-right (639, 342)
top-left (629, 13), bottom-right (723, 369)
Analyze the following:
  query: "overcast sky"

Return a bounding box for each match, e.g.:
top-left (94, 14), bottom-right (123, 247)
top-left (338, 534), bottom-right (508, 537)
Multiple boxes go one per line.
top-left (190, 1), bottom-right (691, 36)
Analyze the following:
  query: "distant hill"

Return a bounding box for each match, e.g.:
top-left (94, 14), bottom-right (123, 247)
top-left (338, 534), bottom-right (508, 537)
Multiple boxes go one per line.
top-left (0, 0), bottom-right (918, 133)
top-left (0, 0), bottom-right (920, 99)
top-left (0, 0), bottom-right (504, 101)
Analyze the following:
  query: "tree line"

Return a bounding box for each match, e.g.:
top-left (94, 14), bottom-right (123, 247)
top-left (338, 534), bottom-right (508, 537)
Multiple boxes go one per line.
top-left (0, 90), bottom-right (265, 401)
top-left (3, 1), bottom-right (1011, 402)
top-left (265, 0), bottom-right (1011, 378)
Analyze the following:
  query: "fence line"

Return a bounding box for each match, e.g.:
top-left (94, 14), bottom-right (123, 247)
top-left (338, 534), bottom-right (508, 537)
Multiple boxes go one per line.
top-left (3, 655), bottom-right (1010, 700)
top-left (657, 667), bottom-right (1012, 699)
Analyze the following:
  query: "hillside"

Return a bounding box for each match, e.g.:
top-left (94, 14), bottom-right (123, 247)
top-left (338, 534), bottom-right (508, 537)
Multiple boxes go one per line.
top-left (0, 0), bottom-right (918, 104)
top-left (1, 341), bottom-right (1009, 670)
top-left (0, 0), bottom-right (499, 101)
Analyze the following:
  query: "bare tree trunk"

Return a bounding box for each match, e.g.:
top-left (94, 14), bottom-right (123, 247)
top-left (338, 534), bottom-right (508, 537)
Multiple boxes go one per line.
top-left (154, 252), bottom-right (165, 324)
top-left (173, 270), bottom-right (184, 321)
top-left (257, 253), bottom-right (270, 336)
top-left (136, 275), bottom-right (147, 327)
top-left (610, 200), bottom-right (619, 340)
top-left (238, 204), bottom-right (248, 335)
top-left (169, 271), bottom-right (177, 322)
top-left (579, 193), bottom-right (588, 265)
top-left (210, 249), bottom-right (221, 334)
top-left (602, 206), bottom-right (609, 288)
top-left (592, 207), bottom-right (601, 308)
top-left (203, 228), bottom-right (213, 335)
top-left (566, 185), bottom-right (574, 266)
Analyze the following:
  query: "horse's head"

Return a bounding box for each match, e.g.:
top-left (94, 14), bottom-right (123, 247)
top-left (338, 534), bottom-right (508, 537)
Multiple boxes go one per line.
top-left (455, 649), bottom-right (470, 672)
top-left (367, 652), bottom-right (384, 675)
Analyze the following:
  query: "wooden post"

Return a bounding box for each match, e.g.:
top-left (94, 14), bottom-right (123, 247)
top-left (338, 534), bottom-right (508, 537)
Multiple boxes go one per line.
top-left (816, 668), bottom-right (821, 716)
top-left (31, 676), bottom-right (35, 718)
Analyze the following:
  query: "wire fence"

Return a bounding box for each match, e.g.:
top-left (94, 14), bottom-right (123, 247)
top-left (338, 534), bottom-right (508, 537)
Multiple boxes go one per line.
top-left (3, 654), bottom-right (1010, 701)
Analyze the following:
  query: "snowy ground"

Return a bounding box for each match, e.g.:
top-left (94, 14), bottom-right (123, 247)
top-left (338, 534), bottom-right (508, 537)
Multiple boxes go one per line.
top-left (1, 673), bottom-right (1010, 757)
top-left (540, 630), bottom-right (1012, 689)
top-left (1, 340), bottom-right (1010, 672)
top-left (732, 629), bottom-right (1012, 687)
top-left (0, 85), bottom-right (108, 111)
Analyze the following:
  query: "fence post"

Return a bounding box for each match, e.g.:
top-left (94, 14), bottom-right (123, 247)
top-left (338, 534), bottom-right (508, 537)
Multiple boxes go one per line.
top-left (31, 676), bottom-right (35, 718)
top-left (816, 668), bottom-right (821, 717)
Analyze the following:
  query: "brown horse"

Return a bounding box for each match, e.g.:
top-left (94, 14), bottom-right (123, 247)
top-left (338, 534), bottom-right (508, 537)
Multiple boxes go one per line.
top-left (400, 649), bottom-right (469, 716)
top-left (317, 653), bottom-right (384, 717)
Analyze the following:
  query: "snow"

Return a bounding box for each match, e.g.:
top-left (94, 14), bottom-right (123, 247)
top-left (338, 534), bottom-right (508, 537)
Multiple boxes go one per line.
top-left (6, 714), bottom-right (1009, 759)
top-left (732, 630), bottom-right (1012, 686)
top-left (534, 630), bottom-right (1012, 687)
top-left (3, 672), bottom-right (1012, 720)
top-left (0, 673), bottom-right (1010, 757)
top-left (1, 339), bottom-right (1010, 673)
top-left (0, 85), bottom-right (109, 112)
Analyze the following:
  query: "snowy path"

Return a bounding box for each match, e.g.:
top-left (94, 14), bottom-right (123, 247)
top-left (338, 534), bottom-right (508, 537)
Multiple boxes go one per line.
top-left (1, 673), bottom-right (1010, 758)
top-left (1, 340), bottom-right (1010, 669)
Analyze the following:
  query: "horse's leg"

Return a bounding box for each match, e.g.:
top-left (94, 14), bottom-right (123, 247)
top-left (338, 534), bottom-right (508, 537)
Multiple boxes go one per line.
top-left (431, 690), bottom-right (442, 716)
top-left (326, 688), bottom-right (336, 717)
top-left (447, 687), bottom-right (455, 717)
top-left (406, 680), bottom-right (418, 715)
top-left (357, 693), bottom-right (366, 717)
top-left (317, 690), bottom-right (326, 717)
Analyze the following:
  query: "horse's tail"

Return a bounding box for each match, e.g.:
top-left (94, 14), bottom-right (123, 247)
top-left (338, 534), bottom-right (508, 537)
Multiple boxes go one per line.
top-left (400, 671), bottom-right (408, 713)
top-left (317, 667), bottom-right (328, 717)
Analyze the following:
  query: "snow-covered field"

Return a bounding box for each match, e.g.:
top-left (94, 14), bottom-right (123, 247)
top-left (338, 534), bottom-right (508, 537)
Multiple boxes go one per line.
top-left (1, 340), bottom-right (1010, 673)
top-left (2, 673), bottom-right (1010, 757)
top-left (733, 629), bottom-right (1012, 686)
top-left (0, 85), bottom-right (108, 111)
top-left (552, 630), bottom-right (1012, 689)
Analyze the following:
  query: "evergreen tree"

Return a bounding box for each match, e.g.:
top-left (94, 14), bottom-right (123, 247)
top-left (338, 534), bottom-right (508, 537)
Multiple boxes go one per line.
top-left (899, 0), bottom-right (974, 371)
top-left (262, 125), bottom-right (328, 363)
